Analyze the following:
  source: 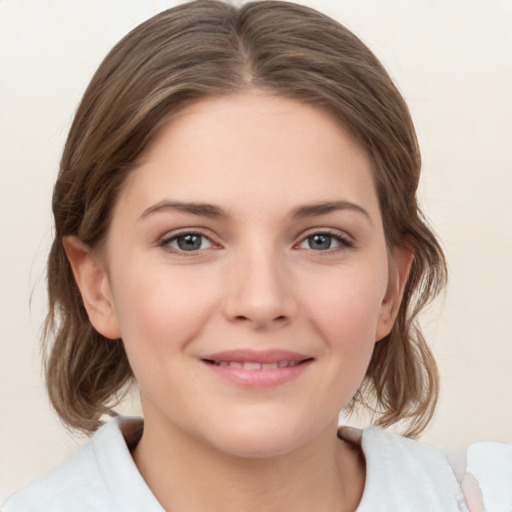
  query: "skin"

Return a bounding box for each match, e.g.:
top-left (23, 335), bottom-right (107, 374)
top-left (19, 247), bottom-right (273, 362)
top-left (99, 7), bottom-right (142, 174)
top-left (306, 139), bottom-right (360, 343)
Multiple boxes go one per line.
top-left (65, 91), bottom-right (410, 512)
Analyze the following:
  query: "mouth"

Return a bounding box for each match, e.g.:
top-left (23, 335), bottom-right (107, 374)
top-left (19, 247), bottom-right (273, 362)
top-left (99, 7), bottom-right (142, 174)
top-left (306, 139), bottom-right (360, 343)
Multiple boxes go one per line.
top-left (203, 360), bottom-right (307, 369)
top-left (200, 350), bottom-right (314, 387)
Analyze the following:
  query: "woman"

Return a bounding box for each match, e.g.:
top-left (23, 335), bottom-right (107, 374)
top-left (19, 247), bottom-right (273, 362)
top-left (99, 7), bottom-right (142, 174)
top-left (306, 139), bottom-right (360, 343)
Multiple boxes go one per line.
top-left (2, 1), bottom-right (496, 510)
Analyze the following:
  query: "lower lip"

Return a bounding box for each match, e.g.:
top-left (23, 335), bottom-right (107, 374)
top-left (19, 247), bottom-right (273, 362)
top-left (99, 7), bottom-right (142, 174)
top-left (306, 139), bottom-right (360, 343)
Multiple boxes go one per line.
top-left (202, 360), bottom-right (313, 389)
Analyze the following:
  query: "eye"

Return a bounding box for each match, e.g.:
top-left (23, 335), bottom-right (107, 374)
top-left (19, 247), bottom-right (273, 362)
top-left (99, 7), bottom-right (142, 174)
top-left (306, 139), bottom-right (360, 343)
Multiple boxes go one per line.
top-left (297, 231), bottom-right (352, 251)
top-left (162, 232), bottom-right (214, 252)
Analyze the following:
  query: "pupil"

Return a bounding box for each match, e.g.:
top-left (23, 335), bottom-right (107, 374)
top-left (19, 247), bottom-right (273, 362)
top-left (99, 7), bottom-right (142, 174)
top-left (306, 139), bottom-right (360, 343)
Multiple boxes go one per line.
top-left (177, 234), bottom-right (201, 251)
top-left (309, 234), bottom-right (331, 250)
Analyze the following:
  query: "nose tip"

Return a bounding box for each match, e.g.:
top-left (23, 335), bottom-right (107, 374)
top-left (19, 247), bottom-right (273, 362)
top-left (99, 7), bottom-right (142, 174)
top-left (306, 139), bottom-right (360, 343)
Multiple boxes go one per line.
top-left (231, 310), bottom-right (290, 330)
top-left (223, 255), bottom-right (297, 330)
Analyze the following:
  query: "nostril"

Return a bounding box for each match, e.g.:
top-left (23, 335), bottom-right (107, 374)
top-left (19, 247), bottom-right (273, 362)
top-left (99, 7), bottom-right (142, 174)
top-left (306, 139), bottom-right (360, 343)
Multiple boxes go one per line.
top-left (231, 314), bottom-right (288, 326)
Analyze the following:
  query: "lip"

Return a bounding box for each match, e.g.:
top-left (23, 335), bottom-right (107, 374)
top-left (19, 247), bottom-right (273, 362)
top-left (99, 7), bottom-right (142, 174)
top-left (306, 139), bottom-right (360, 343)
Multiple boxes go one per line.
top-left (200, 349), bottom-right (314, 388)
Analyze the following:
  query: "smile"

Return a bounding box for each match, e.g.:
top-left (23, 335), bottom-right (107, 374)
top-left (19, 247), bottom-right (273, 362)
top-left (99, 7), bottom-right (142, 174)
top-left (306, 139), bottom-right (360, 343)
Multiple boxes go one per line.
top-left (200, 350), bottom-right (314, 388)
top-left (206, 360), bottom-right (303, 369)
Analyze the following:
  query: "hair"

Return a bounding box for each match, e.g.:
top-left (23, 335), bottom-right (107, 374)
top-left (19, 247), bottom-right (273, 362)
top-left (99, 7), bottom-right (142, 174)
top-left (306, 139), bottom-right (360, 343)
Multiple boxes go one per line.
top-left (44, 0), bottom-right (447, 437)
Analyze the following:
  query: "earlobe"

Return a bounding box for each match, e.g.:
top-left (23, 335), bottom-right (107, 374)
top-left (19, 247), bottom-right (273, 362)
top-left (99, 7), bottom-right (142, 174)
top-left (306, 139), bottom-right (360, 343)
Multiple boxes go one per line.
top-left (63, 236), bottom-right (121, 340)
top-left (375, 249), bottom-right (413, 341)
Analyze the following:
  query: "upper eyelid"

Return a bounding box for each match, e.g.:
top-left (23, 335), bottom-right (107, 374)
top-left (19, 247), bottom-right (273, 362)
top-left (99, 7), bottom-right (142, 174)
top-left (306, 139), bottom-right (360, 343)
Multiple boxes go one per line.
top-left (159, 228), bottom-right (220, 248)
top-left (160, 226), bottom-right (214, 240)
top-left (157, 226), bottom-right (354, 247)
top-left (296, 227), bottom-right (353, 242)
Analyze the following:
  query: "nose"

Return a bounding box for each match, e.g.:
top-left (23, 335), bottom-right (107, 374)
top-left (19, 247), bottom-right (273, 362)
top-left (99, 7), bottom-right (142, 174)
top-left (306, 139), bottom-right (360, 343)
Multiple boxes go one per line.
top-left (223, 246), bottom-right (298, 330)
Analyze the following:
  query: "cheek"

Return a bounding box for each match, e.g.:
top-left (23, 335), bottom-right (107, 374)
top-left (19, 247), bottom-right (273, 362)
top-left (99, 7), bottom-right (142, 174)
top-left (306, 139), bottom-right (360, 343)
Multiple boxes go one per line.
top-left (301, 264), bottom-right (388, 345)
top-left (109, 261), bottom-right (221, 362)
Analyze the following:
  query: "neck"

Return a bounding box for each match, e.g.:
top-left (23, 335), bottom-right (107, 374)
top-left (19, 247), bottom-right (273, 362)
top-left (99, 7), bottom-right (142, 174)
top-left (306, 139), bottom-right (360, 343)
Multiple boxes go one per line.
top-left (132, 415), bottom-right (365, 512)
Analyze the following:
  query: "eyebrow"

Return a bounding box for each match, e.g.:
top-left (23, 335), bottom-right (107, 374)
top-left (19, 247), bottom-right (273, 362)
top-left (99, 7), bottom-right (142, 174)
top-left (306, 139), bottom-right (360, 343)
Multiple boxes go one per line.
top-left (140, 199), bottom-right (372, 224)
top-left (140, 200), bottom-right (227, 219)
top-left (290, 201), bottom-right (372, 225)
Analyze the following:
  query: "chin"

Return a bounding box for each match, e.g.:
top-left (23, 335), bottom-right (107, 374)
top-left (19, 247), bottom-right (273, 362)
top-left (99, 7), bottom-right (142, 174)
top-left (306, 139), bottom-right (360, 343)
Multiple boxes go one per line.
top-left (209, 433), bottom-right (302, 459)
top-left (198, 416), bottom-right (327, 460)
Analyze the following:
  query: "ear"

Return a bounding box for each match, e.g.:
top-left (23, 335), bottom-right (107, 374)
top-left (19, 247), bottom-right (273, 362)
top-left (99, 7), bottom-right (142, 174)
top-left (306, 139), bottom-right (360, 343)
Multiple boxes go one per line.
top-left (375, 248), bottom-right (413, 342)
top-left (63, 236), bottom-right (121, 340)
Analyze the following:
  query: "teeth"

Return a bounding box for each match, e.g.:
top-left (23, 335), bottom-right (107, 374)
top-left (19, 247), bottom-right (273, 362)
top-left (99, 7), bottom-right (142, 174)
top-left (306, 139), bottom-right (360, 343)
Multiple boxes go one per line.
top-left (243, 362), bottom-right (262, 370)
top-left (212, 360), bottom-right (300, 369)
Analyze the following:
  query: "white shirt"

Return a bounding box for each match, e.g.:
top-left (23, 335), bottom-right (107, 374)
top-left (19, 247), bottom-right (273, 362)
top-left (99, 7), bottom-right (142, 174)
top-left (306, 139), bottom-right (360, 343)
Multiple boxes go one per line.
top-left (2, 416), bottom-right (508, 511)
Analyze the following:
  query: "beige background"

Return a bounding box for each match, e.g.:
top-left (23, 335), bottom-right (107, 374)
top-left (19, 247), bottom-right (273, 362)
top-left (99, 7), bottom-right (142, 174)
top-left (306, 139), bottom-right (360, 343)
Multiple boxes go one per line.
top-left (1, 0), bottom-right (511, 501)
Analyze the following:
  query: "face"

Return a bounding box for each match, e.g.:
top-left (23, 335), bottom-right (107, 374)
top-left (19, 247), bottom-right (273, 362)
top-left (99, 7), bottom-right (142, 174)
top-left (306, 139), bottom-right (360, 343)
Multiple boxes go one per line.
top-left (72, 92), bottom-right (405, 458)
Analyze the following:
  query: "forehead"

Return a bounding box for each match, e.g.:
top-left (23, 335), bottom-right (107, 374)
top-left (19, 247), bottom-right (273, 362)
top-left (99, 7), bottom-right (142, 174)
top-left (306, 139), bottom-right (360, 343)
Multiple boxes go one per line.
top-left (119, 92), bottom-right (379, 219)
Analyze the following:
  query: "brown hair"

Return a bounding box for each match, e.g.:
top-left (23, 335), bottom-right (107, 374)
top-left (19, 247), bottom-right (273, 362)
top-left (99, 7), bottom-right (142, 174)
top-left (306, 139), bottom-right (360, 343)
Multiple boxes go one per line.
top-left (44, 0), bottom-right (446, 436)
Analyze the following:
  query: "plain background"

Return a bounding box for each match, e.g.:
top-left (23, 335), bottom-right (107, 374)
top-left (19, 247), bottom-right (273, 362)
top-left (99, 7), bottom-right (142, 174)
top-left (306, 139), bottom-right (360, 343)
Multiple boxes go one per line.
top-left (1, 0), bottom-right (511, 501)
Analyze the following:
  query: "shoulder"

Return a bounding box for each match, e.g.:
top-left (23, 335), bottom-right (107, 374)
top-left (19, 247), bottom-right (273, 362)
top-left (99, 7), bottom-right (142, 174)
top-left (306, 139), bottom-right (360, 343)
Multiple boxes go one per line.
top-left (340, 426), bottom-right (469, 511)
top-left (2, 429), bottom-right (110, 512)
top-left (1, 416), bottom-right (161, 512)
top-left (463, 440), bottom-right (512, 511)
top-left (341, 426), bottom-right (512, 511)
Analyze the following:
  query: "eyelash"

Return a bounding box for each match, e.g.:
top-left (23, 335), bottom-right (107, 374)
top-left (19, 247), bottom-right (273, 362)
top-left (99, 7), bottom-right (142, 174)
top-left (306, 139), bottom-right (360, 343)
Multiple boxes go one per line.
top-left (159, 229), bottom-right (217, 254)
top-left (295, 229), bottom-right (354, 254)
top-left (158, 228), bottom-right (354, 255)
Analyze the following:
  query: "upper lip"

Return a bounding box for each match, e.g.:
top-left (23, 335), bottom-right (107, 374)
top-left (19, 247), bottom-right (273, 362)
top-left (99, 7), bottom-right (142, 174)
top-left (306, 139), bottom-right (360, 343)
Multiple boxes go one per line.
top-left (200, 349), bottom-right (313, 364)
